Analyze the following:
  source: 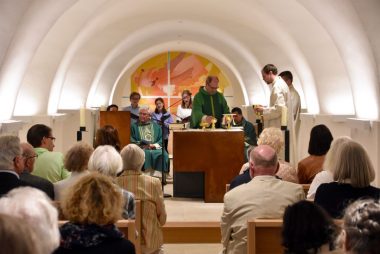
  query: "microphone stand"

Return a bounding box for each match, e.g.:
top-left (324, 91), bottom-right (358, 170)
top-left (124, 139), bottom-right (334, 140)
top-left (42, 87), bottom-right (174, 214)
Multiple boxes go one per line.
top-left (153, 98), bottom-right (183, 198)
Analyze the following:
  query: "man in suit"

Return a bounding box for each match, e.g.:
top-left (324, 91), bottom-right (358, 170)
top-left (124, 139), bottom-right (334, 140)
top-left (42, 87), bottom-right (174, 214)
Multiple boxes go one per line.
top-left (0, 135), bottom-right (26, 196)
top-left (20, 142), bottom-right (54, 199)
top-left (220, 145), bottom-right (305, 254)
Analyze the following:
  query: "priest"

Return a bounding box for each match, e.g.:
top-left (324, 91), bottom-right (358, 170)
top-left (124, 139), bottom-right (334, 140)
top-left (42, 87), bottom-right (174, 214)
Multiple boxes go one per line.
top-left (190, 75), bottom-right (230, 128)
top-left (130, 106), bottom-right (169, 175)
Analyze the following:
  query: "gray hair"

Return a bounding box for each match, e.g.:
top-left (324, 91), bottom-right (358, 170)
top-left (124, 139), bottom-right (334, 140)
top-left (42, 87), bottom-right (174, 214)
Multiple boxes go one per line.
top-left (333, 140), bottom-right (375, 187)
top-left (0, 135), bottom-right (21, 170)
top-left (120, 144), bottom-right (145, 171)
top-left (139, 105), bottom-right (150, 113)
top-left (88, 145), bottom-right (122, 177)
top-left (0, 187), bottom-right (60, 254)
top-left (343, 199), bottom-right (380, 253)
top-left (323, 136), bottom-right (351, 173)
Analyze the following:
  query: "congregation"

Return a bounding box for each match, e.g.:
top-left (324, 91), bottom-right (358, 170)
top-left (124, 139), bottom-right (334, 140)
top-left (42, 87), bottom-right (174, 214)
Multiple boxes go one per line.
top-left (0, 67), bottom-right (379, 254)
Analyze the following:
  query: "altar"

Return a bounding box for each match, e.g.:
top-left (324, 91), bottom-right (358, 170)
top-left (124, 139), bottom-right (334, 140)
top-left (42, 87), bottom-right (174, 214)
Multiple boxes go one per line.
top-left (173, 129), bottom-right (244, 202)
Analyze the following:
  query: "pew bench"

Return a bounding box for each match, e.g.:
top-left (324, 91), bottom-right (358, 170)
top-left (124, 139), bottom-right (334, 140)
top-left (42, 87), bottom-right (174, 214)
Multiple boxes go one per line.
top-left (163, 221), bottom-right (221, 243)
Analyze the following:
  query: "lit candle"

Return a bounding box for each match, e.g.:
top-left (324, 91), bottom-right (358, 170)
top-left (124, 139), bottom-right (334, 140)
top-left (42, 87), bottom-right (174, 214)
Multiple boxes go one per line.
top-left (80, 107), bottom-right (86, 127)
top-left (281, 106), bottom-right (287, 126)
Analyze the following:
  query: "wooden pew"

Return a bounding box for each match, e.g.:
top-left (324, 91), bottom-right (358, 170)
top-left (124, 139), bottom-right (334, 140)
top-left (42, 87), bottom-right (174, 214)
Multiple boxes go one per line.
top-left (247, 219), bottom-right (283, 254)
top-left (163, 221), bottom-right (221, 243)
top-left (247, 218), bottom-right (343, 254)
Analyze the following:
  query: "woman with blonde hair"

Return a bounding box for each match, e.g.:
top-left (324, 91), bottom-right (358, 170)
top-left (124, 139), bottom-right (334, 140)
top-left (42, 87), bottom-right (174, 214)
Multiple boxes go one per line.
top-left (55, 173), bottom-right (135, 254)
top-left (307, 136), bottom-right (351, 199)
top-left (315, 140), bottom-right (380, 218)
top-left (54, 142), bottom-right (94, 201)
top-left (118, 144), bottom-right (167, 254)
top-left (257, 127), bottom-right (298, 183)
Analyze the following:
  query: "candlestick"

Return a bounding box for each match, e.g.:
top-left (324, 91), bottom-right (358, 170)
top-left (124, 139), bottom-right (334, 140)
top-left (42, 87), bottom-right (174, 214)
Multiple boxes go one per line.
top-left (80, 107), bottom-right (86, 127)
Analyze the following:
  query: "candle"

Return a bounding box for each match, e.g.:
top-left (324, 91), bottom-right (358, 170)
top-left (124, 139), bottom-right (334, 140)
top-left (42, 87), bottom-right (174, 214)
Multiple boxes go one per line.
top-left (80, 107), bottom-right (86, 127)
top-left (281, 106), bottom-right (287, 126)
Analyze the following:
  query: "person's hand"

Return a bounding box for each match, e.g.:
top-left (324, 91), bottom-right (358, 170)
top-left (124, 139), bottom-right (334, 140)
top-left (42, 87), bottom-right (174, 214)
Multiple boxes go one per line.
top-left (149, 144), bottom-right (156, 150)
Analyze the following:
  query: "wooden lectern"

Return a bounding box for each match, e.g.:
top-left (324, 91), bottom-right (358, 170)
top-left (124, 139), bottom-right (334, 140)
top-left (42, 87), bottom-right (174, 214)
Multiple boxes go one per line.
top-left (99, 111), bottom-right (131, 149)
top-left (173, 129), bottom-right (244, 202)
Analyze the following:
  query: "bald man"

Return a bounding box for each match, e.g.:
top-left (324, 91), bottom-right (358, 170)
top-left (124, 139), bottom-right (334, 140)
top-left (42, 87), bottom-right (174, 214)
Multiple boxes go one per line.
top-left (220, 145), bottom-right (304, 254)
top-left (20, 142), bottom-right (54, 199)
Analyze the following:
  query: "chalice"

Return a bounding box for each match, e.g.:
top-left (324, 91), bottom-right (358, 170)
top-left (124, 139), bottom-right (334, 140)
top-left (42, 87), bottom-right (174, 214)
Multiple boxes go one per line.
top-left (211, 118), bottom-right (217, 129)
top-left (200, 121), bottom-right (210, 130)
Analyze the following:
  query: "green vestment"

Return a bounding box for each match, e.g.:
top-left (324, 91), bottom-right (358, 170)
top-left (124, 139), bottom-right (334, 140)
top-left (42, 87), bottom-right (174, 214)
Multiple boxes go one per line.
top-left (190, 86), bottom-right (230, 128)
top-left (131, 121), bottom-right (169, 172)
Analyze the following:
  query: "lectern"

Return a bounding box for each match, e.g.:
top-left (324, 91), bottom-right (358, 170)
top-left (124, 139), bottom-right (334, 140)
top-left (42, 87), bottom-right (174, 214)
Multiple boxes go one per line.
top-left (99, 111), bottom-right (131, 149)
top-left (173, 129), bottom-right (244, 202)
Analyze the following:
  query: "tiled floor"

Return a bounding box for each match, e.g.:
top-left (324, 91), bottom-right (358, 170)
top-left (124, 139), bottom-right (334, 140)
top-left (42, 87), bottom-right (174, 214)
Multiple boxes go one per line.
top-left (162, 183), bottom-right (224, 254)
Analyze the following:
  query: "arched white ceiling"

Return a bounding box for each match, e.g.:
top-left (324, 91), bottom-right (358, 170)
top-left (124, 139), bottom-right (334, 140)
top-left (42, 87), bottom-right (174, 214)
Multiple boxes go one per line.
top-left (0, 0), bottom-right (378, 121)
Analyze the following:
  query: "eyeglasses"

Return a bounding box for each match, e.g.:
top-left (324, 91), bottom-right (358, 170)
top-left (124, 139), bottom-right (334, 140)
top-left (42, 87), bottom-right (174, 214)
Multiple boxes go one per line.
top-left (46, 136), bottom-right (56, 141)
top-left (24, 154), bottom-right (38, 160)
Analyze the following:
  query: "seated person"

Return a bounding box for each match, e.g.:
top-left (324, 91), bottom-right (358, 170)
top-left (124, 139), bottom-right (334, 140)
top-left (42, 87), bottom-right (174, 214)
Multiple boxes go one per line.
top-left (282, 200), bottom-right (341, 253)
top-left (342, 199), bottom-right (380, 254)
top-left (239, 127), bottom-right (298, 183)
top-left (0, 214), bottom-right (40, 254)
top-left (106, 104), bottom-right (119, 111)
top-left (54, 142), bottom-right (93, 201)
top-left (0, 187), bottom-right (60, 254)
top-left (95, 125), bottom-right (121, 152)
top-left (88, 145), bottom-right (135, 219)
top-left (118, 144), bottom-right (167, 254)
top-left (131, 106), bottom-right (169, 174)
top-left (307, 136), bottom-right (351, 199)
top-left (298, 124), bottom-right (333, 184)
top-left (221, 145), bottom-right (304, 254)
top-left (231, 107), bottom-right (257, 162)
top-left (315, 140), bottom-right (380, 218)
top-left (55, 173), bottom-right (135, 254)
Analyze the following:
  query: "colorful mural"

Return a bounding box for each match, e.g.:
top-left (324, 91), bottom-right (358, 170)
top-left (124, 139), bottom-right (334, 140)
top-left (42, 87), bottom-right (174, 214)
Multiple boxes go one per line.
top-left (131, 52), bottom-right (229, 111)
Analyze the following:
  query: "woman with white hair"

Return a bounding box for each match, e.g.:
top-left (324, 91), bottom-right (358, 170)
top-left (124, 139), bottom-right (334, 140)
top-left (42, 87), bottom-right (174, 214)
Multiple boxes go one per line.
top-left (0, 187), bottom-right (60, 254)
top-left (118, 144), bottom-right (167, 254)
top-left (307, 136), bottom-right (351, 199)
top-left (257, 127), bottom-right (298, 183)
top-left (315, 140), bottom-right (380, 218)
top-left (88, 145), bottom-right (135, 219)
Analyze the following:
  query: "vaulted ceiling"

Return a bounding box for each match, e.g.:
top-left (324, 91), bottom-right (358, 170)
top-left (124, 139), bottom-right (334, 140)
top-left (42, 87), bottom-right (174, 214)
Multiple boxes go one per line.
top-left (0, 0), bottom-right (379, 121)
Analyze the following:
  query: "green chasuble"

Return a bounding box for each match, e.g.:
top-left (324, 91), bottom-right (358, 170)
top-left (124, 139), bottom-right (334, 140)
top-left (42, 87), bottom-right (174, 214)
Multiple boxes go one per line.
top-left (190, 86), bottom-right (230, 128)
top-left (131, 121), bottom-right (169, 172)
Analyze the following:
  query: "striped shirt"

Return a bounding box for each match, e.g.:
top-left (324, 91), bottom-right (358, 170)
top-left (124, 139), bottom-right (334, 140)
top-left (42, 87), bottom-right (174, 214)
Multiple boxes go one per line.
top-left (117, 170), bottom-right (166, 249)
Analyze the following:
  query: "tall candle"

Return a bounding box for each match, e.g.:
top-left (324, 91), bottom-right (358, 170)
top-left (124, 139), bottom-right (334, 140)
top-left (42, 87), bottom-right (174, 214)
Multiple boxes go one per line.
top-left (281, 106), bottom-right (288, 126)
top-left (80, 107), bottom-right (86, 127)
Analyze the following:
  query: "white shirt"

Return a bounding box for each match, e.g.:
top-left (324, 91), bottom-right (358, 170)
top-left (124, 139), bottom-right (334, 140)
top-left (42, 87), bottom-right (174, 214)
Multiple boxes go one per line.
top-left (307, 170), bottom-right (333, 199)
top-left (176, 105), bottom-right (192, 122)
